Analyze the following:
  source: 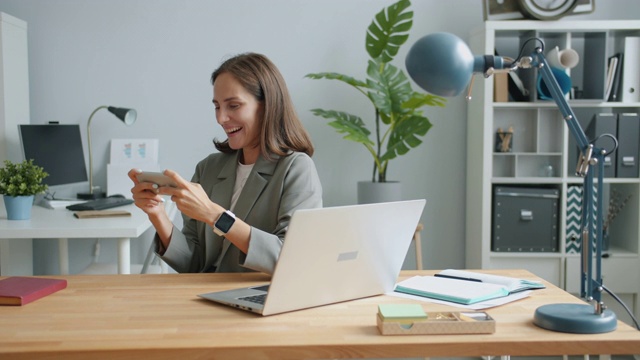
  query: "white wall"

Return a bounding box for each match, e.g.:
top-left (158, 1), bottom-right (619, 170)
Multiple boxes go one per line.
top-left (1, 0), bottom-right (639, 274)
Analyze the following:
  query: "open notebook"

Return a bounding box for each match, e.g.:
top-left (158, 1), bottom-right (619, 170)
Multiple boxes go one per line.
top-left (436, 269), bottom-right (545, 293)
top-left (394, 269), bottom-right (545, 305)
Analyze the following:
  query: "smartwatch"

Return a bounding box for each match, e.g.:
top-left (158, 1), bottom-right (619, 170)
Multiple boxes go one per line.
top-left (213, 210), bottom-right (236, 236)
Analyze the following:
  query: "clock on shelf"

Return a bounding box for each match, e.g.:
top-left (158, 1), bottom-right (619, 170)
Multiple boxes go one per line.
top-left (517, 0), bottom-right (579, 20)
top-left (483, 0), bottom-right (595, 21)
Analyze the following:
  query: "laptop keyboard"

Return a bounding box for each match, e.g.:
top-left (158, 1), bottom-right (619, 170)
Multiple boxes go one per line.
top-left (66, 197), bottom-right (134, 211)
top-left (239, 294), bottom-right (267, 305)
top-left (238, 285), bottom-right (270, 305)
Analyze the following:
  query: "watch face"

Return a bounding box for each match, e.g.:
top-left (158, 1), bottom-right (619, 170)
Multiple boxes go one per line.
top-left (518, 0), bottom-right (578, 20)
top-left (215, 211), bottom-right (236, 234)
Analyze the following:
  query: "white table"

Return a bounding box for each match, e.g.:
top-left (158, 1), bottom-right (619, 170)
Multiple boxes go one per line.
top-left (0, 198), bottom-right (174, 275)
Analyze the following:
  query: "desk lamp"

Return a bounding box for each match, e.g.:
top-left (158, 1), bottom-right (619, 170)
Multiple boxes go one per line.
top-left (77, 106), bottom-right (137, 200)
top-left (405, 32), bottom-right (617, 333)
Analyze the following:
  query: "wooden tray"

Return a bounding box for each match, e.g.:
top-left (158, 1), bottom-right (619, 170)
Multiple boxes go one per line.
top-left (377, 311), bottom-right (496, 335)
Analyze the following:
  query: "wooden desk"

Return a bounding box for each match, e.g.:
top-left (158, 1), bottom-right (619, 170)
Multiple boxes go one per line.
top-left (1, 270), bottom-right (639, 359)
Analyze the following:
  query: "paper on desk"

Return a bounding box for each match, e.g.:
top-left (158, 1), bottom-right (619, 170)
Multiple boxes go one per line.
top-left (110, 139), bottom-right (159, 164)
top-left (387, 290), bottom-right (531, 310)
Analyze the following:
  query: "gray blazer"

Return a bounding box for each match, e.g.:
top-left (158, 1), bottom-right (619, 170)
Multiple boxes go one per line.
top-left (157, 151), bottom-right (323, 274)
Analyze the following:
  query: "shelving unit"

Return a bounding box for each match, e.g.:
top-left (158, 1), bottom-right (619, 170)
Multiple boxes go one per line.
top-left (465, 20), bottom-right (640, 322)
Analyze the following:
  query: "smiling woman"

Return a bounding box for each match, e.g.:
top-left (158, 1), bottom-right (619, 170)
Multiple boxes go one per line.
top-left (212, 72), bottom-right (264, 165)
top-left (128, 52), bottom-right (323, 275)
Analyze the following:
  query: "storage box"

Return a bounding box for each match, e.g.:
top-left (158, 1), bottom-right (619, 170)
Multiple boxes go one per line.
top-left (377, 311), bottom-right (496, 335)
top-left (492, 186), bottom-right (560, 252)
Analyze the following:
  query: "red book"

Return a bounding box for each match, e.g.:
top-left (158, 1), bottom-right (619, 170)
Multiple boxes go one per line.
top-left (0, 277), bottom-right (67, 306)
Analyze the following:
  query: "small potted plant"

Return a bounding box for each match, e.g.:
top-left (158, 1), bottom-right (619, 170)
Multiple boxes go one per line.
top-left (0, 159), bottom-right (49, 220)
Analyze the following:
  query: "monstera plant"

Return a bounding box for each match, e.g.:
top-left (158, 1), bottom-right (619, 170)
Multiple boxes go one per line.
top-left (306, 0), bottom-right (445, 183)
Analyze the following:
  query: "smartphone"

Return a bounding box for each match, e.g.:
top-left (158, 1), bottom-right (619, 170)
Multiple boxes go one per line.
top-left (136, 171), bottom-right (178, 188)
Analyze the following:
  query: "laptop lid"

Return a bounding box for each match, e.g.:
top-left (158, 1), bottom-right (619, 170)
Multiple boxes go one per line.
top-left (199, 199), bottom-right (426, 316)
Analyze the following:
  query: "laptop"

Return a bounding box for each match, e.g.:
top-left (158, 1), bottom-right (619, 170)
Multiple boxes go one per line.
top-left (198, 199), bottom-right (426, 316)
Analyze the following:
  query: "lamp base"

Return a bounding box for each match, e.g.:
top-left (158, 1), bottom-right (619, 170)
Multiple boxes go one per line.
top-left (533, 303), bottom-right (617, 333)
top-left (77, 192), bottom-right (106, 200)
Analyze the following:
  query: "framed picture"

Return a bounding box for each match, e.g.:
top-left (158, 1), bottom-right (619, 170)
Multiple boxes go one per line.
top-left (483, 0), bottom-right (596, 21)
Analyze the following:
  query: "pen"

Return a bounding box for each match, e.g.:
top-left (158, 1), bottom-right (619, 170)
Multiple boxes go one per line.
top-left (434, 274), bottom-right (482, 282)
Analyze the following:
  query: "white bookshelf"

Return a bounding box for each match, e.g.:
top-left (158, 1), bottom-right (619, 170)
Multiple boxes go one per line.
top-left (466, 20), bottom-right (640, 323)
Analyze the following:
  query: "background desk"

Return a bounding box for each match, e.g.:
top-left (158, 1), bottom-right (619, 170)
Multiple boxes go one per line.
top-left (0, 198), bottom-right (175, 275)
top-left (1, 270), bottom-right (639, 359)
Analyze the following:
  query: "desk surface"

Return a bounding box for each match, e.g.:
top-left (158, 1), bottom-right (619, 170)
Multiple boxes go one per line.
top-left (0, 201), bottom-right (152, 239)
top-left (1, 270), bottom-right (639, 359)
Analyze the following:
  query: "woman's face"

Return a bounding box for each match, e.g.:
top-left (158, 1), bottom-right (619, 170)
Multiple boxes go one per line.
top-left (213, 72), bottom-right (264, 164)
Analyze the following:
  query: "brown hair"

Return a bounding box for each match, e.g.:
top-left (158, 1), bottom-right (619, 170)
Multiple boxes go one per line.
top-left (211, 53), bottom-right (314, 158)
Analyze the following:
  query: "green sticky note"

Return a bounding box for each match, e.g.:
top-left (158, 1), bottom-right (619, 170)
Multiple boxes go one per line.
top-left (378, 304), bottom-right (427, 322)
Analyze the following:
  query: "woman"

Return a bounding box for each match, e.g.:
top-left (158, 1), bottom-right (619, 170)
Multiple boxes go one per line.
top-left (129, 53), bottom-right (323, 274)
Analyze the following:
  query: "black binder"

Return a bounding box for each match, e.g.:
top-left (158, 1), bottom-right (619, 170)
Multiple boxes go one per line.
top-left (585, 113), bottom-right (617, 178)
top-left (616, 113), bottom-right (640, 178)
top-left (608, 53), bottom-right (623, 101)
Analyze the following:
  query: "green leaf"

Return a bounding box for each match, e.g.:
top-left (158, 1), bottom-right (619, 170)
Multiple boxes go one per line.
top-left (0, 159), bottom-right (49, 196)
top-left (381, 114), bottom-right (432, 161)
top-left (310, 109), bottom-right (374, 146)
top-left (403, 92), bottom-right (447, 109)
top-left (305, 72), bottom-right (368, 88)
top-left (366, 60), bottom-right (413, 122)
top-left (366, 0), bottom-right (413, 63)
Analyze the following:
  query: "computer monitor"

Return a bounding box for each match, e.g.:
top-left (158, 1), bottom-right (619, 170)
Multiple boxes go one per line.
top-left (18, 124), bottom-right (88, 187)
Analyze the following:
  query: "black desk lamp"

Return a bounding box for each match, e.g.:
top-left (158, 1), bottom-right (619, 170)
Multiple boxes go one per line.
top-left (77, 106), bottom-right (137, 200)
top-left (405, 32), bottom-right (617, 333)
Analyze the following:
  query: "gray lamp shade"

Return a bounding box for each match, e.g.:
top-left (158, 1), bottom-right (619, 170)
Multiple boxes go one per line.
top-left (108, 106), bottom-right (137, 126)
top-left (405, 32), bottom-right (477, 97)
top-left (406, 32), bottom-right (516, 97)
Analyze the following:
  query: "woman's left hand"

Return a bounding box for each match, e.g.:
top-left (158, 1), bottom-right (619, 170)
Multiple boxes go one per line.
top-left (157, 169), bottom-right (223, 225)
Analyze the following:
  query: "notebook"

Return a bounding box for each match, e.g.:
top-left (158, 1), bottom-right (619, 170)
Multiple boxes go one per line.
top-left (198, 199), bottom-right (426, 316)
top-left (394, 270), bottom-right (545, 305)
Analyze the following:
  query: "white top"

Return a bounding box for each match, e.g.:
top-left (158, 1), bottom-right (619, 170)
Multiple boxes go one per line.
top-left (230, 162), bottom-right (254, 211)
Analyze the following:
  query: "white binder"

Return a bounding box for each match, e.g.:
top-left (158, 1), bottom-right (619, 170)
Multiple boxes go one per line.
top-left (621, 36), bottom-right (640, 103)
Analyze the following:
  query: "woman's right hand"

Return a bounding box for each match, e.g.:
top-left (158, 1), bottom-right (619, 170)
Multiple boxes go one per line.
top-left (128, 168), bottom-right (166, 217)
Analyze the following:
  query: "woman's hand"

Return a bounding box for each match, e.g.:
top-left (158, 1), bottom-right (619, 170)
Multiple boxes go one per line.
top-left (128, 168), bottom-right (175, 249)
top-left (128, 168), bottom-right (166, 218)
top-left (156, 169), bottom-right (223, 226)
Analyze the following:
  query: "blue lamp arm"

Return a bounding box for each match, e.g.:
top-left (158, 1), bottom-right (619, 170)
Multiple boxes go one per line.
top-left (527, 49), bottom-right (607, 308)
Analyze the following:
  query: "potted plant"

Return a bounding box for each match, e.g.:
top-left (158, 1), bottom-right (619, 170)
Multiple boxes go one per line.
top-left (0, 159), bottom-right (49, 220)
top-left (306, 0), bottom-right (445, 203)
